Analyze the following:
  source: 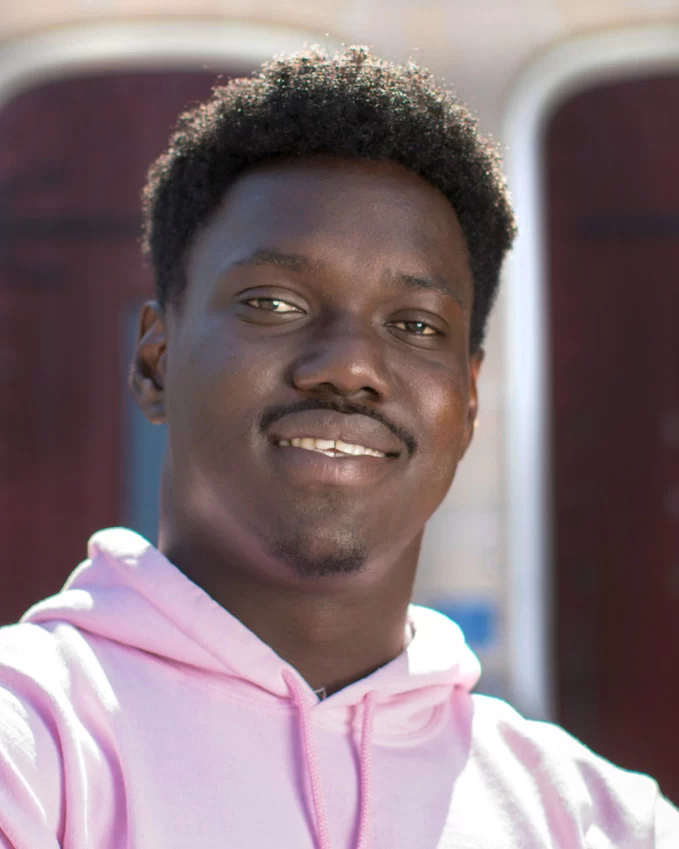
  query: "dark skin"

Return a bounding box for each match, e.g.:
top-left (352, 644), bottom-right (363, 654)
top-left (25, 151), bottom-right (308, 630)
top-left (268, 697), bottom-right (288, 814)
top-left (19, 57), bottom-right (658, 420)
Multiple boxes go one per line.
top-left (131, 155), bottom-right (482, 696)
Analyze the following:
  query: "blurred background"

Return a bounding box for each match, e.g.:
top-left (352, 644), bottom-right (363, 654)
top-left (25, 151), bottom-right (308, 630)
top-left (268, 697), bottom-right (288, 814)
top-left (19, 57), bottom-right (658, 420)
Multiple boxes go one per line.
top-left (0, 0), bottom-right (677, 802)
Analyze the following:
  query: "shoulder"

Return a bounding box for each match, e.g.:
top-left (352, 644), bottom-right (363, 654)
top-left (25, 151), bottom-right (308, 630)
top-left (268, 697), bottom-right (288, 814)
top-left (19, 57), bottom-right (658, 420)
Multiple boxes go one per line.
top-left (0, 621), bottom-right (76, 754)
top-left (469, 693), bottom-right (653, 793)
top-left (0, 618), bottom-right (118, 719)
top-left (0, 621), bottom-right (71, 687)
top-left (0, 619), bottom-right (109, 773)
top-left (468, 694), bottom-right (679, 847)
top-left (0, 624), bottom-right (68, 845)
top-left (0, 619), bottom-right (99, 708)
top-left (0, 620), bottom-right (128, 847)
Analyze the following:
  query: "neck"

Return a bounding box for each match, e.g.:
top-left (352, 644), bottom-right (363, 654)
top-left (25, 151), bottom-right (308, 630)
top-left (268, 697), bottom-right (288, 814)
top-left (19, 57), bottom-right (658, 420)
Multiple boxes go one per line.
top-left (159, 523), bottom-right (421, 696)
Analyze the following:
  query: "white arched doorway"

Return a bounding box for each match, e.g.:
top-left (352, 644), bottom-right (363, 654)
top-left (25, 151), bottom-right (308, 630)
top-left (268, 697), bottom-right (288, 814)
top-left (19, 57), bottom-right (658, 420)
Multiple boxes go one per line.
top-left (503, 23), bottom-right (679, 722)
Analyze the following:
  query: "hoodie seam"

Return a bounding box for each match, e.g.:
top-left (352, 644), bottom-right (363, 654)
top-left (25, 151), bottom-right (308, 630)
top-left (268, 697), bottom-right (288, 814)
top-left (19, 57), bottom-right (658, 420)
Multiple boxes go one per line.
top-left (151, 657), bottom-right (453, 743)
top-left (123, 648), bottom-right (301, 714)
top-left (32, 624), bottom-right (295, 717)
top-left (41, 623), bottom-right (459, 742)
top-left (130, 654), bottom-right (451, 743)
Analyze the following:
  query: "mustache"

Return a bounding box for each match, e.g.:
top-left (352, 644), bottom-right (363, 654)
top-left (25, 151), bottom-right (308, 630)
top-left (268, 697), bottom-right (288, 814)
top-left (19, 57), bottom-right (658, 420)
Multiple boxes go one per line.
top-left (259, 399), bottom-right (417, 456)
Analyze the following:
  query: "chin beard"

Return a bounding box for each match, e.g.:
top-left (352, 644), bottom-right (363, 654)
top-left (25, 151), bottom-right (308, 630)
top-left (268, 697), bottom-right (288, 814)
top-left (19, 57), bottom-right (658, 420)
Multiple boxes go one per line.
top-left (255, 491), bottom-right (373, 578)
top-left (267, 531), bottom-right (368, 579)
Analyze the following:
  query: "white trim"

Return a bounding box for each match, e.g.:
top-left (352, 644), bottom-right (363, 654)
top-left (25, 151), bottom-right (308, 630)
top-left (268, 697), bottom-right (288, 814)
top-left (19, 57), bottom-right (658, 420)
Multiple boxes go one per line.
top-left (0, 20), bottom-right (336, 108)
top-left (503, 24), bottom-right (679, 720)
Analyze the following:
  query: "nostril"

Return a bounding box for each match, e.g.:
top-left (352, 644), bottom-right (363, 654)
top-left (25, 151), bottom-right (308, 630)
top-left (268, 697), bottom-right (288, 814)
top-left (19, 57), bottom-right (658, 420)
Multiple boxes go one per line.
top-left (360, 386), bottom-right (380, 399)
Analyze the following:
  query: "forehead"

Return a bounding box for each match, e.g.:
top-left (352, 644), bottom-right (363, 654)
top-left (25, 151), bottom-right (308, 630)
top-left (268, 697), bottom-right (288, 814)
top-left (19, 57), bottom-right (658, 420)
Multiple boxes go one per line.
top-left (185, 155), bottom-right (472, 300)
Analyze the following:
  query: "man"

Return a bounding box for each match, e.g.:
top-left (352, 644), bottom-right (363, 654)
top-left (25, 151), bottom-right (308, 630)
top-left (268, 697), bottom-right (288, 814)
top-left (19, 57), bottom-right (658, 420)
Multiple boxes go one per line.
top-left (0, 46), bottom-right (676, 849)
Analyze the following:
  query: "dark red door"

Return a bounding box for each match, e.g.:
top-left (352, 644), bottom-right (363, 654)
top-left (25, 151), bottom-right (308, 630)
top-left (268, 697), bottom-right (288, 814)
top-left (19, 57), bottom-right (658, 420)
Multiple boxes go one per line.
top-left (546, 75), bottom-right (679, 803)
top-left (0, 69), bottom-right (244, 626)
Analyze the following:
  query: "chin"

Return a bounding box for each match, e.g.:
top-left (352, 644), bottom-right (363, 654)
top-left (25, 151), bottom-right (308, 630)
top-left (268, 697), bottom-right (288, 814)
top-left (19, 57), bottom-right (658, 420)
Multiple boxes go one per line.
top-left (266, 529), bottom-right (369, 579)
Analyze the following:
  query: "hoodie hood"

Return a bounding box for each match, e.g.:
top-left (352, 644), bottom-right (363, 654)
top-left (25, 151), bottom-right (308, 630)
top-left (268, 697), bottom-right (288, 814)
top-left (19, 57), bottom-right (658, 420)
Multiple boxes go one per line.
top-left (22, 527), bottom-right (481, 734)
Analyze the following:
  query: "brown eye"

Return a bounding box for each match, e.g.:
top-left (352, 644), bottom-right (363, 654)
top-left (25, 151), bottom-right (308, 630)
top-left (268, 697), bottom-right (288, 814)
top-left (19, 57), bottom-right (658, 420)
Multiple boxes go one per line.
top-left (390, 320), bottom-right (440, 336)
top-left (245, 298), bottom-right (301, 314)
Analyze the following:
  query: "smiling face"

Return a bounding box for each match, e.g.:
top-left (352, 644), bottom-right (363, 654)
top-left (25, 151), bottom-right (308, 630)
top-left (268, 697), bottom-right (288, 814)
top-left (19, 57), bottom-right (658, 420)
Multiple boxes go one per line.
top-left (133, 155), bottom-right (482, 583)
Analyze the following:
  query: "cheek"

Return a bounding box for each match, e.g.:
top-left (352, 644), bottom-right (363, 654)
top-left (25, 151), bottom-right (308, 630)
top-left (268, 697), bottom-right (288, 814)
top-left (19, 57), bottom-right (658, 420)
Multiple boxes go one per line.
top-left (390, 370), bottom-right (468, 535)
top-left (419, 365), bottom-right (469, 451)
top-left (411, 366), bottom-right (470, 495)
top-left (167, 325), bottom-right (275, 453)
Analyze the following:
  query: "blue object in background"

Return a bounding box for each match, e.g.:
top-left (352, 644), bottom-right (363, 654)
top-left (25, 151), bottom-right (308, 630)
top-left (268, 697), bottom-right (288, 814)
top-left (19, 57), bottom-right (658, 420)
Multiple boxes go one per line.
top-left (431, 599), bottom-right (497, 650)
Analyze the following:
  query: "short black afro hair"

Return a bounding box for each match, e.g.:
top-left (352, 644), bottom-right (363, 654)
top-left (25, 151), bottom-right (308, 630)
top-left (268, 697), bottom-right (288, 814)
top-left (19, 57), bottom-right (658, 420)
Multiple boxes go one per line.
top-left (141, 46), bottom-right (516, 351)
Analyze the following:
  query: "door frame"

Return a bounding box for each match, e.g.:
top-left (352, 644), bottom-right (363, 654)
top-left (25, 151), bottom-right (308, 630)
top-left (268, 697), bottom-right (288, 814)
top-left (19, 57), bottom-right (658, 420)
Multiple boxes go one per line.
top-left (0, 19), bottom-right (336, 109)
top-left (502, 23), bottom-right (679, 720)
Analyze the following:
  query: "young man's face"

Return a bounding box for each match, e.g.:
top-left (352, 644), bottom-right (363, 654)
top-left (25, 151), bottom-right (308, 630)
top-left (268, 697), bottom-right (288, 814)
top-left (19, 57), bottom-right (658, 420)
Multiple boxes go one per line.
top-left (137, 156), bottom-right (482, 581)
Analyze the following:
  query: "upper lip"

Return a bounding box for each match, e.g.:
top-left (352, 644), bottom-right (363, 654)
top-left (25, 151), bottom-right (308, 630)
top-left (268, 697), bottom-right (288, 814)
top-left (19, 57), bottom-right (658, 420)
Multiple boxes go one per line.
top-left (266, 410), bottom-right (405, 456)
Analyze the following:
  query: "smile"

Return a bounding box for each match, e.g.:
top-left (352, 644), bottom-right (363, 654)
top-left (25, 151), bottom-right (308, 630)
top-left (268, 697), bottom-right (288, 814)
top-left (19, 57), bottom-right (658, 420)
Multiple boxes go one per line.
top-left (277, 438), bottom-right (387, 458)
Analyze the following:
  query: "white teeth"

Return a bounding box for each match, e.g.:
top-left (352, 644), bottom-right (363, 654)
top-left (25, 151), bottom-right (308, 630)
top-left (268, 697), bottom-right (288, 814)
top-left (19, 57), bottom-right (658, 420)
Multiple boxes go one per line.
top-left (278, 437), bottom-right (386, 458)
top-left (336, 439), bottom-right (358, 455)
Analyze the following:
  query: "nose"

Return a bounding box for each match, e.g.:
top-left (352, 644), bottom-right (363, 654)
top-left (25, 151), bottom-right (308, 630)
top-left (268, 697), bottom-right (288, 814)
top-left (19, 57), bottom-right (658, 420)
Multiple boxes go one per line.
top-left (290, 315), bottom-right (395, 402)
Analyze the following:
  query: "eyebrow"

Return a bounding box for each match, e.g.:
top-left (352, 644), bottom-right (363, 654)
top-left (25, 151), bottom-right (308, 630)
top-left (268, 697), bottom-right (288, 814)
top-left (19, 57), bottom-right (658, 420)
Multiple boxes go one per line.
top-left (230, 248), bottom-right (464, 307)
top-left (384, 271), bottom-right (464, 308)
top-left (231, 249), bottom-right (317, 273)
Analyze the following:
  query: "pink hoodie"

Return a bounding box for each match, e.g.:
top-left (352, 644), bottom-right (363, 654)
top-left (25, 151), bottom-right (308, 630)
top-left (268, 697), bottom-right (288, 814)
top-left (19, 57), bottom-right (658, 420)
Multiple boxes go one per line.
top-left (0, 528), bottom-right (677, 848)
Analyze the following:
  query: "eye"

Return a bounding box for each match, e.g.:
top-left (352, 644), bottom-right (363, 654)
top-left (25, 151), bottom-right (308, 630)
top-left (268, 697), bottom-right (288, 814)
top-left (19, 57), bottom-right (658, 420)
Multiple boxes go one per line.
top-left (389, 319), bottom-right (441, 336)
top-left (244, 297), bottom-right (303, 314)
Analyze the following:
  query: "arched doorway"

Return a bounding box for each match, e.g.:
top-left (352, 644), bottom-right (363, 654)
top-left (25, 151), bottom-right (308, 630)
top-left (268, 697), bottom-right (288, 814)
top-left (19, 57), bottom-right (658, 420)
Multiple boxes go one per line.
top-left (0, 22), bottom-right (330, 627)
top-left (546, 72), bottom-right (679, 803)
top-left (504, 27), bottom-right (679, 805)
top-left (0, 68), bottom-right (242, 624)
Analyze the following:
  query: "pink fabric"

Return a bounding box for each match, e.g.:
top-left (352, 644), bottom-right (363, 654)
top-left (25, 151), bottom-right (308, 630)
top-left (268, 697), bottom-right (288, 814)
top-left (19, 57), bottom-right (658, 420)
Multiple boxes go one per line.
top-left (284, 668), bottom-right (377, 849)
top-left (283, 669), bottom-right (333, 849)
top-left (0, 527), bottom-right (676, 848)
top-left (355, 691), bottom-right (375, 849)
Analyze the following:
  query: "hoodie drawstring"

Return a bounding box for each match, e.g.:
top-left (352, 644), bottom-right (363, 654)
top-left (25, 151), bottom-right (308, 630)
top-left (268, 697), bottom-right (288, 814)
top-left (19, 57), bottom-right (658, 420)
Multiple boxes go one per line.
top-left (283, 670), bottom-right (376, 849)
top-left (354, 689), bottom-right (376, 849)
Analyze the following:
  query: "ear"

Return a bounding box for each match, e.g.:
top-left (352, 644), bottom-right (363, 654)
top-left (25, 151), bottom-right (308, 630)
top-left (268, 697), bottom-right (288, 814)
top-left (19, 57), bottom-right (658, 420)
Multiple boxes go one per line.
top-left (129, 301), bottom-right (168, 425)
top-left (460, 349), bottom-right (484, 459)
